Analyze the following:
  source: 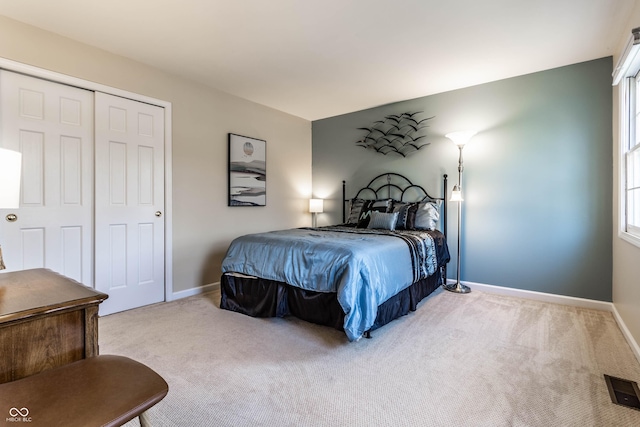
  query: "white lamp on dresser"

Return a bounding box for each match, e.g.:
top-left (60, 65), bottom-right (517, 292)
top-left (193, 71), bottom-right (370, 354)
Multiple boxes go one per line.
top-left (0, 147), bottom-right (22, 270)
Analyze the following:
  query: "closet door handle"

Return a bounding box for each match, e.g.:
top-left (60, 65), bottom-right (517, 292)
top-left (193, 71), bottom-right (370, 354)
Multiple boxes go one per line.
top-left (5, 214), bottom-right (17, 222)
top-left (155, 211), bottom-right (162, 217)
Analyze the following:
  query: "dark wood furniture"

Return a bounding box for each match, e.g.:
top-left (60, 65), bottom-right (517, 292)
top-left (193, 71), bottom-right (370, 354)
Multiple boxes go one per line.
top-left (0, 268), bottom-right (108, 384)
top-left (0, 355), bottom-right (169, 427)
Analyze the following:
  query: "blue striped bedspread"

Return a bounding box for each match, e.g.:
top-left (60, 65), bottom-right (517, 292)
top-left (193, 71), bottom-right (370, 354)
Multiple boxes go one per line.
top-left (221, 226), bottom-right (446, 341)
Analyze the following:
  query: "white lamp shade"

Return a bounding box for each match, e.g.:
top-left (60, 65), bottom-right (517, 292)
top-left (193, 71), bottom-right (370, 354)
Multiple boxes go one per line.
top-left (0, 148), bottom-right (21, 209)
top-left (309, 198), bottom-right (324, 213)
top-left (450, 185), bottom-right (463, 202)
top-left (446, 130), bottom-right (477, 147)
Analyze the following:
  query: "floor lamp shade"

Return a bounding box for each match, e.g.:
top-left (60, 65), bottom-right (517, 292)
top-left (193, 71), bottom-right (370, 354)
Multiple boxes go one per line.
top-left (0, 148), bottom-right (21, 209)
top-left (450, 184), bottom-right (463, 202)
top-left (445, 130), bottom-right (477, 147)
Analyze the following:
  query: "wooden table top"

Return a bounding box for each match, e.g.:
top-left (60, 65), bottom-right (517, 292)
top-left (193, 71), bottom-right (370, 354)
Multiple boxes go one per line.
top-left (0, 269), bottom-right (108, 324)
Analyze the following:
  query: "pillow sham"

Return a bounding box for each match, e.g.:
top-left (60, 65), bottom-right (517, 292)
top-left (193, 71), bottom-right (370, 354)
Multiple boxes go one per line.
top-left (356, 199), bottom-right (392, 228)
top-left (346, 198), bottom-right (367, 224)
top-left (414, 200), bottom-right (440, 230)
top-left (390, 201), bottom-right (418, 230)
top-left (367, 211), bottom-right (399, 231)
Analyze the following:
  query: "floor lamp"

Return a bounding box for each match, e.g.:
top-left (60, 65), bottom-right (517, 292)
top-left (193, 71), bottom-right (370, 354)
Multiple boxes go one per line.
top-left (443, 131), bottom-right (476, 293)
top-left (0, 147), bottom-right (22, 270)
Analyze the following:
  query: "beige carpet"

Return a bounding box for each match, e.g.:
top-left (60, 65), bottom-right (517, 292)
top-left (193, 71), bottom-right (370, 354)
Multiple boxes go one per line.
top-left (99, 288), bottom-right (640, 426)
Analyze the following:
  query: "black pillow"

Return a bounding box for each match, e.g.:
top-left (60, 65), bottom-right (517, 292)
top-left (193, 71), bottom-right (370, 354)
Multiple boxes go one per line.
top-left (391, 202), bottom-right (419, 230)
top-left (356, 199), bottom-right (392, 228)
top-left (346, 198), bottom-right (366, 225)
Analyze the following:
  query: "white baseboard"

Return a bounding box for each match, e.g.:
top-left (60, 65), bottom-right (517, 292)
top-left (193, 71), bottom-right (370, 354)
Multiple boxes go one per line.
top-left (169, 281), bottom-right (219, 301)
top-left (611, 304), bottom-right (640, 365)
top-left (450, 279), bottom-right (640, 364)
top-left (455, 279), bottom-right (613, 311)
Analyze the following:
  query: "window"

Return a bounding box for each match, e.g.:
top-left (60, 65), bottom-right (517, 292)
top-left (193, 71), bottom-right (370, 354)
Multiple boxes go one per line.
top-left (629, 77), bottom-right (640, 236)
top-left (615, 27), bottom-right (640, 246)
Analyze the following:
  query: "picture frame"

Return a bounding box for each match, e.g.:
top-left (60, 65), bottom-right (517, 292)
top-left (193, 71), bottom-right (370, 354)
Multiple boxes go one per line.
top-left (228, 133), bottom-right (266, 206)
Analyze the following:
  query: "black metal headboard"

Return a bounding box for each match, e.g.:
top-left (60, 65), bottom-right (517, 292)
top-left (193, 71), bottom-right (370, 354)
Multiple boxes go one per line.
top-left (342, 173), bottom-right (448, 236)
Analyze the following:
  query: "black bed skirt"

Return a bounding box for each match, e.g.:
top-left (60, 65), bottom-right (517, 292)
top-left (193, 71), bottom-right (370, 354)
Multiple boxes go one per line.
top-left (220, 271), bottom-right (442, 335)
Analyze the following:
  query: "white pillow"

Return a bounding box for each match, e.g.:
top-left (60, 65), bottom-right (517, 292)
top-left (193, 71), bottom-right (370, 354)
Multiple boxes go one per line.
top-left (414, 201), bottom-right (440, 230)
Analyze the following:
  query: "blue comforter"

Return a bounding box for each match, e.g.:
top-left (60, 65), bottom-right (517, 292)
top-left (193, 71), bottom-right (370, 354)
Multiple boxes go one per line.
top-left (221, 226), bottom-right (441, 341)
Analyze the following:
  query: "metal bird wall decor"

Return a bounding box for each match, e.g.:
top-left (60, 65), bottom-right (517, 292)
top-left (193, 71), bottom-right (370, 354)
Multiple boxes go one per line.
top-left (356, 112), bottom-right (434, 157)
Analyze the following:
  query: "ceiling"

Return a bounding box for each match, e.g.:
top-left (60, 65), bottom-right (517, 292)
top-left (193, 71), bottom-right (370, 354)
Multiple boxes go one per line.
top-left (0, 0), bottom-right (636, 120)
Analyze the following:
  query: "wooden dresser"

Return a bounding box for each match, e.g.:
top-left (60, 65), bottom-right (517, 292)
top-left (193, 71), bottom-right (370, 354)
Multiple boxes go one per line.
top-left (0, 268), bottom-right (108, 384)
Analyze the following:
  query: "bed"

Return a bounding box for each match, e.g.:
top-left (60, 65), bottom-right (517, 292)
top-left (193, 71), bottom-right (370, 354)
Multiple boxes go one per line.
top-left (220, 173), bottom-right (451, 341)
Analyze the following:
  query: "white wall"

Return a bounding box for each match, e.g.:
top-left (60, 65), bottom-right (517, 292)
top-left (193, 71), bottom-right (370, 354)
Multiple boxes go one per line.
top-left (0, 16), bottom-right (312, 294)
top-left (612, 5), bottom-right (640, 348)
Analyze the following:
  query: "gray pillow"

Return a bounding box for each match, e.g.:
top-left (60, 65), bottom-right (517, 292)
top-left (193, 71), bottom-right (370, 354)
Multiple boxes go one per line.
top-left (367, 211), bottom-right (399, 231)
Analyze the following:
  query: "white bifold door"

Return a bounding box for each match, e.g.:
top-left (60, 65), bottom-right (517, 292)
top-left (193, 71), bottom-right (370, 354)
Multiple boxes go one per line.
top-left (94, 92), bottom-right (165, 315)
top-left (0, 70), bottom-right (94, 285)
top-left (0, 71), bottom-right (166, 315)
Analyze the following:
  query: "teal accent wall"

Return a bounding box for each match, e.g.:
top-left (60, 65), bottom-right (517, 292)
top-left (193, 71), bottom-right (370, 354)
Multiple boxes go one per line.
top-left (312, 58), bottom-right (613, 301)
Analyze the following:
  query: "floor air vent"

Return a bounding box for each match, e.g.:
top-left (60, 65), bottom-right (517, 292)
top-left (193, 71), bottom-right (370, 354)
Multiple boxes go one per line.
top-left (604, 374), bottom-right (640, 411)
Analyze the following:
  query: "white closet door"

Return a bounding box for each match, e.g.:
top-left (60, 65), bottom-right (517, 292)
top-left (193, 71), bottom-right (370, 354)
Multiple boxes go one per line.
top-left (95, 92), bottom-right (165, 315)
top-left (0, 70), bottom-right (94, 285)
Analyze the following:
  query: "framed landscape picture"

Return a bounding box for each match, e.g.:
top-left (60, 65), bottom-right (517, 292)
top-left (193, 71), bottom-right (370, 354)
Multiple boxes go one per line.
top-left (228, 133), bottom-right (266, 206)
